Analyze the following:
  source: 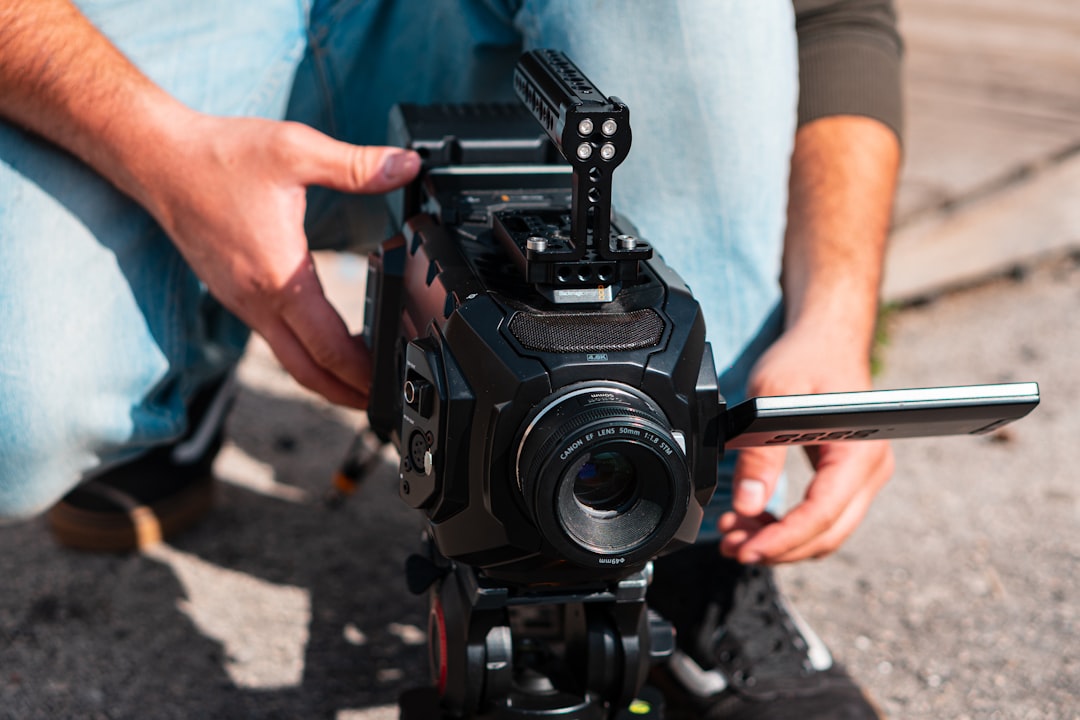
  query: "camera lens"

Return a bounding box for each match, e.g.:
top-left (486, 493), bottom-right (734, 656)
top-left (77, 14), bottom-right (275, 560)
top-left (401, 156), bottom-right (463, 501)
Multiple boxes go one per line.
top-left (516, 384), bottom-right (691, 566)
top-left (573, 451), bottom-right (638, 517)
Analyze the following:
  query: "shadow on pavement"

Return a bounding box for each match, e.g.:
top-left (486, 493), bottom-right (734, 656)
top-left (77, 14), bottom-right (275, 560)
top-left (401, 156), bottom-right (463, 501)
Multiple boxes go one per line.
top-left (0, 383), bottom-right (428, 720)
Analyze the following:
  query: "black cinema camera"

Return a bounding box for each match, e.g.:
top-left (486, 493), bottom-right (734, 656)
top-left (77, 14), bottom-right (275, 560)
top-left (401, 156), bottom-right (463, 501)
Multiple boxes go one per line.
top-left (366, 51), bottom-right (718, 590)
top-left (361, 50), bottom-right (1039, 719)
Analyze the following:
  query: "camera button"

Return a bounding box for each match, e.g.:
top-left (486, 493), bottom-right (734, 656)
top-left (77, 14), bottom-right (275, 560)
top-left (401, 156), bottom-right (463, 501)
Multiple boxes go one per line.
top-left (403, 378), bottom-right (435, 418)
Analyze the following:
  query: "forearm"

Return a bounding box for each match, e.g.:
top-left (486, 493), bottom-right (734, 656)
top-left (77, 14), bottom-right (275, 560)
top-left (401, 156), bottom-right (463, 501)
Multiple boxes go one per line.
top-left (722, 115), bottom-right (901, 561)
top-left (0, 0), bottom-right (193, 207)
top-left (780, 114), bottom-right (901, 368)
top-left (786, 0), bottom-right (903, 361)
top-left (721, 5), bottom-right (903, 563)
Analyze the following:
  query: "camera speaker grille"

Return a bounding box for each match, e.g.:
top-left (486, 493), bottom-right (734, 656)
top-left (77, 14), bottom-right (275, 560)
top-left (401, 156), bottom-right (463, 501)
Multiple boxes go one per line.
top-left (508, 309), bottom-right (664, 353)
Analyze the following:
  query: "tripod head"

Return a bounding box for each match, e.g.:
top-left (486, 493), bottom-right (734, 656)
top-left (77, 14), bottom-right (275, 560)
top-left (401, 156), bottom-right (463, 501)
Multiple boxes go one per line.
top-left (401, 542), bottom-right (670, 719)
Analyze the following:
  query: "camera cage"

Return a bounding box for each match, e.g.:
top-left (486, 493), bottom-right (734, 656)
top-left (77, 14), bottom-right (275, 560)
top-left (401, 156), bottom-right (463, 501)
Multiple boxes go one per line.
top-left (387, 49), bottom-right (653, 307)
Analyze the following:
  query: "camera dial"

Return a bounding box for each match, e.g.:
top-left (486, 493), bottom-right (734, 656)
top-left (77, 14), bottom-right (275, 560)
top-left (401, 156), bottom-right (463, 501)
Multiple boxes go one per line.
top-left (515, 384), bottom-right (692, 567)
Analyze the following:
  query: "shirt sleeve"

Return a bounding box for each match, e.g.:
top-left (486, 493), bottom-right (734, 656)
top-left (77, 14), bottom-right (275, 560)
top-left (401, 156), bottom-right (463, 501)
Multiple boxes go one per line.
top-left (793, 0), bottom-right (904, 140)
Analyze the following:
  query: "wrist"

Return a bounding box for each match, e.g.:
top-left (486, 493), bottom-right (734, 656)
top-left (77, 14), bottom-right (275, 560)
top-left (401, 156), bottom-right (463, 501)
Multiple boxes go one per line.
top-left (784, 287), bottom-right (880, 361)
top-left (91, 93), bottom-right (205, 217)
top-left (755, 314), bottom-right (876, 396)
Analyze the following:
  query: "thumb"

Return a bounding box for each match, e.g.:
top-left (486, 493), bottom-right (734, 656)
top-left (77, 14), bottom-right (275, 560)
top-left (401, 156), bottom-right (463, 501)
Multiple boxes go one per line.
top-left (732, 445), bottom-right (787, 517)
top-left (293, 125), bottom-right (421, 194)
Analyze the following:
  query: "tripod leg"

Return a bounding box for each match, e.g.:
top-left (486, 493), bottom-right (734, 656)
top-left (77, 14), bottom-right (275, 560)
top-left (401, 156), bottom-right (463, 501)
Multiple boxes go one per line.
top-left (326, 427), bottom-right (386, 508)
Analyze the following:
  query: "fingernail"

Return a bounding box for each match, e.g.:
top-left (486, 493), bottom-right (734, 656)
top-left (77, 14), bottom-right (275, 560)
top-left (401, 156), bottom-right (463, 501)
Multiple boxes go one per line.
top-left (382, 150), bottom-right (420, 181)
top-left (737, 479), bottom-right (767, 512)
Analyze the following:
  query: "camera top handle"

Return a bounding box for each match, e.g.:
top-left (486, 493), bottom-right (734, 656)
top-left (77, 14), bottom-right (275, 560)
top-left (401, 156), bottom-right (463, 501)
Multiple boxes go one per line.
top-left (508, 51), bottom-right (652, 279)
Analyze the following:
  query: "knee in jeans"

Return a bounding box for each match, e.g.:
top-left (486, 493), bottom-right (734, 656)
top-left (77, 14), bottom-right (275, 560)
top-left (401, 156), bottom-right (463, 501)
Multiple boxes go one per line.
top-left (0, 379), bottom-right (132, 520)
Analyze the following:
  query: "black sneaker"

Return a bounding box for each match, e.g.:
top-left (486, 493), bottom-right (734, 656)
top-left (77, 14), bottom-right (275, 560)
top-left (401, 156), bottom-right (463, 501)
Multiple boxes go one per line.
top-left (47, 372), bottom-right (237, 553)
top-left (646, 543), bottom-right (882, 719)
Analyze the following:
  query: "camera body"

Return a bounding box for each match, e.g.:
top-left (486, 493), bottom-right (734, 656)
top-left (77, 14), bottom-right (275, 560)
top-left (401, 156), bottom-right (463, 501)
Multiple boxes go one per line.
top-left (364, 52), bottom-right (721, 589)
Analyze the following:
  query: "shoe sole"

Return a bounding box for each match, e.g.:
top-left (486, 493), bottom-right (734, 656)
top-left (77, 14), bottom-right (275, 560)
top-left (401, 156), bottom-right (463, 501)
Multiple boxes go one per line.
top-left (46, 476), bottom-right (215, 553)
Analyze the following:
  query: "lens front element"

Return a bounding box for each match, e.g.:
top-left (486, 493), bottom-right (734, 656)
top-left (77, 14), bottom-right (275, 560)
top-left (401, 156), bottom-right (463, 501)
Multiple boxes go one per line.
top-left (573, 450), bottom-right (639, 517)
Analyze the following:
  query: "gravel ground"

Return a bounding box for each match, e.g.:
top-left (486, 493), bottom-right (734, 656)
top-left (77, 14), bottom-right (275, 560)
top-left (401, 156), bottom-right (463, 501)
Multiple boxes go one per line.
top-left (0, 253), bottom-right (1076, 719)
top-left (777, 255), bottom-right (1079, 719)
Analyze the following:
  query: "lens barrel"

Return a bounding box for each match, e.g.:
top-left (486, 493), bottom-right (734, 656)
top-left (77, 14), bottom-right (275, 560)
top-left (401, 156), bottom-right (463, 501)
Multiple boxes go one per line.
top-left (516, 385), bottom-right (691, 566)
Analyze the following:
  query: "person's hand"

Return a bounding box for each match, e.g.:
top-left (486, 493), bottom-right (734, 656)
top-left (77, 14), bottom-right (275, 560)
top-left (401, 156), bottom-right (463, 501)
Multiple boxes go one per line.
top-left (140, 113), bottom-right (421, 408)
top-left (719, 324), bottom-right (895, 564)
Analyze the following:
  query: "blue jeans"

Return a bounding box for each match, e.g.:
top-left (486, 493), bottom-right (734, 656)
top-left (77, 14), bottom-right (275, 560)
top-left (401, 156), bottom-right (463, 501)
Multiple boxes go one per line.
top-left (0, 0), bottom-right (797, 528)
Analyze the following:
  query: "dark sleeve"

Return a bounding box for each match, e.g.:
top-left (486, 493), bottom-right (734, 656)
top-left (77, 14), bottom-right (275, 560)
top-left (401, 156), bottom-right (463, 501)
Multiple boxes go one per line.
top-left (793, 0), bottom-right (904, 140)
